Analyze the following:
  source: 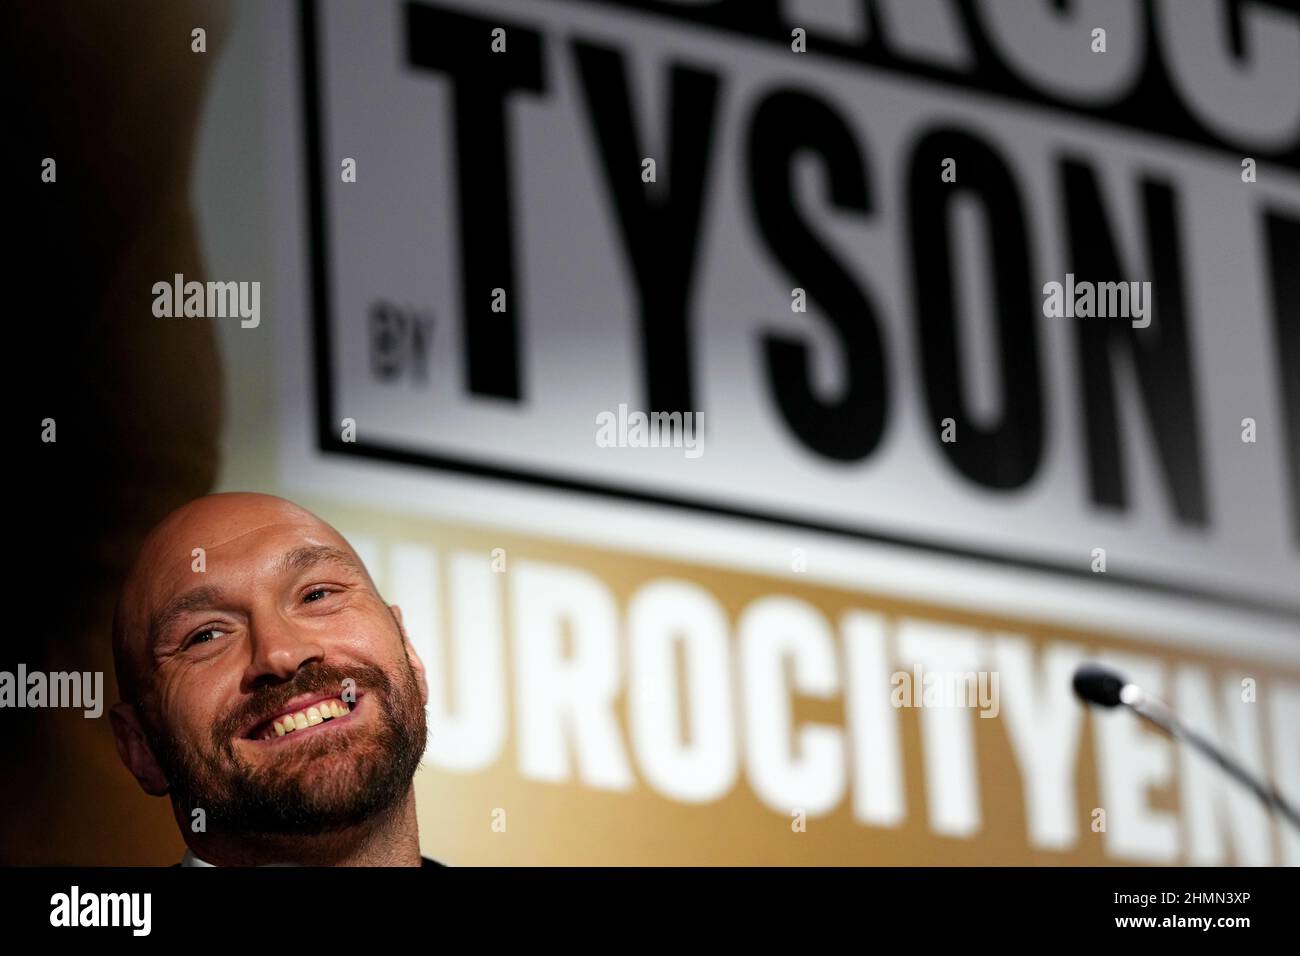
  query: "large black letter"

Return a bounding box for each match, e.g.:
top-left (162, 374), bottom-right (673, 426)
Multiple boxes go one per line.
top-left (907, 128), bottom-right (1043, 489)
top-left (406, 3), bottom-right (545, 401)
top-left (572, 43), bottom-right (721, 416)
top-left (1263, 211), bottom-right (1300, 544)
top-left (1061, 160), bottom-right (1207, 525)
top-left (746, 88), bottom-right (887, 461)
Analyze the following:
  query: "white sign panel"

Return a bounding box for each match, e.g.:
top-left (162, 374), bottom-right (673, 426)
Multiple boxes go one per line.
top-left (283, 0), bottom-right (1300, 618)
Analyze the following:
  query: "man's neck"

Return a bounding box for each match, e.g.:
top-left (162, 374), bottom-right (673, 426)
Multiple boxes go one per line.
top-left (180, 788), bottom-right (423, 867)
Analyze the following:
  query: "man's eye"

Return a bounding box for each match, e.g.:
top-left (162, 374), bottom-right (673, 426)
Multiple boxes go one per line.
top-left (304, 588), bottom-right (331, 603)
top-left (187, 628), bottom-right (224, 647)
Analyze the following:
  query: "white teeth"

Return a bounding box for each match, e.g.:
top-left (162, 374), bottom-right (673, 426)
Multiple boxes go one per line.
top-left (257, 698), bottom-right (353, 740)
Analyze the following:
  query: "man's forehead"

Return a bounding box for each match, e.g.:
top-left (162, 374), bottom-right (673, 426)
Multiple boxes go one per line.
top-left (148, 494), bottom-right (331, 546)
top-left (122, 495), bottom-right (364, 634)
top-left (145, 521), bottom-right (351, 597)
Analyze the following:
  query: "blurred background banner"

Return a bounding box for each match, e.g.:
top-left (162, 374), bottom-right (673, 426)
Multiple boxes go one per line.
top-left (8, 0), bottom-right (1299, 865)
top-left (257, 0), bottom-right (1299, 865)
top-left (289, 0), bottom-right (1300, 613)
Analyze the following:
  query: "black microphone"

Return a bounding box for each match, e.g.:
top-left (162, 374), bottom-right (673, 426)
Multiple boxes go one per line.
top-left (1072, 663), bottom-right (1127, 708)
top-left (1073, 663), bottom-right (1300, 833)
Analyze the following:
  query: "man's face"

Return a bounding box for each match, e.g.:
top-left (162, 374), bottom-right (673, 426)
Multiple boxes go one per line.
top-left (122, 498), bottom-right (427, 837)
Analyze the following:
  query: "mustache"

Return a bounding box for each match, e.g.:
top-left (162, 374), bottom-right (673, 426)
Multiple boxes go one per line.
top-left (213, 662), bottom-right (393, 745)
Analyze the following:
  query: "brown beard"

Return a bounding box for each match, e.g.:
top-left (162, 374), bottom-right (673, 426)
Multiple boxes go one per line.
top-left (147, 659), bottom-right (427, 837)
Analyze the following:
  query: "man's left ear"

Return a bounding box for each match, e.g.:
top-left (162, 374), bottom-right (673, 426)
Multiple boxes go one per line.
top-left (389, 604), bottom-right (428, 705)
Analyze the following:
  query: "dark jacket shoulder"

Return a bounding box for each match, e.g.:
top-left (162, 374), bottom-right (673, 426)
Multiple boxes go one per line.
top-left (173, 856), bottom-right (448, 867)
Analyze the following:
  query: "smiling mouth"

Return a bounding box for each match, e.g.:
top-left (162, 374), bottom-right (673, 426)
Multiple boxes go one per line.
top-left (244, 694), bottom-right (363, 743)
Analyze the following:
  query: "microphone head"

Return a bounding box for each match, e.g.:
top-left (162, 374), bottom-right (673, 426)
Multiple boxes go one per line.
top-left (1073, 663), bottom-right (1128, 708)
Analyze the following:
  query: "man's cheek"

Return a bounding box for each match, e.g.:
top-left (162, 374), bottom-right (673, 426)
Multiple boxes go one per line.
top-left (160, 679), bottom-right (210, 731)
top-left (335, 628), bottom-right (401, 669)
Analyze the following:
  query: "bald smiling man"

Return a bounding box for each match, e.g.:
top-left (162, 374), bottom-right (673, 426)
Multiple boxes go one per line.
top-left (109, 492), bottom-right (444, 867)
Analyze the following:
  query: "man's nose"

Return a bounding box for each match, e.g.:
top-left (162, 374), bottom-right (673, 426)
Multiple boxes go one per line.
top-left (243, 611), bottom-right (326, 686)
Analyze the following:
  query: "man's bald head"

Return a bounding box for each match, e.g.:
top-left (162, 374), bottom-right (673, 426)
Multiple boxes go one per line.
top-left (111, 492), bottom-right (375, 706)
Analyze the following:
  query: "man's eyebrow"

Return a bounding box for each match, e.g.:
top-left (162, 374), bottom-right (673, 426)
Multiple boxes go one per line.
top-left (149, 584), bottom-right (229, 647)
top-left (275, 544), bottom-right (367, 577)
